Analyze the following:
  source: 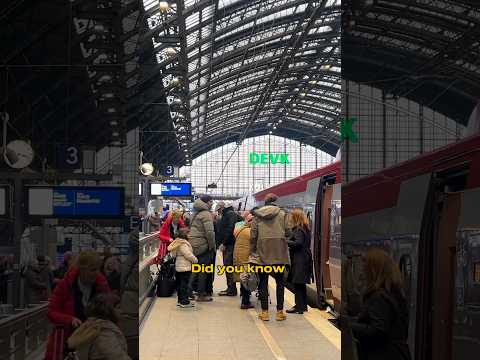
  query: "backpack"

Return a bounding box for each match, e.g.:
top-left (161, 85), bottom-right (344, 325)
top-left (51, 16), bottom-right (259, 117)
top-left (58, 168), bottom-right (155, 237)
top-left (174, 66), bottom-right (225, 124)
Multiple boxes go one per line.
top-left (240, 271), bottom-right (259, 292)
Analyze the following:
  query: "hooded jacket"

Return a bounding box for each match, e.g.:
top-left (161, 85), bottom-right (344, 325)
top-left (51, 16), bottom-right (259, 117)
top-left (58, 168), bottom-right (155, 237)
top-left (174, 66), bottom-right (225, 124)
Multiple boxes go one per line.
top-left (156, 213), bottom-right (187, 263)
top-left (168, 238), bottom-right (198, 272)
top-left (67, 318), bottom-right (131, 360)
top-left (251, 204), bottom-right (290, 265)
top-left (188, 199), bottom-right (215, 256)
top-left (233, 224), bottom-right (252, 282)
top-left (44, 268), bottom-right (110, 360)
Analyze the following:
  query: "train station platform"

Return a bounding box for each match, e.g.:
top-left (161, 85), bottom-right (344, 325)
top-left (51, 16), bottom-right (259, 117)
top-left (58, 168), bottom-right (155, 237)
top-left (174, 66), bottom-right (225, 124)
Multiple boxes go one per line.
top-left (140, 252), bottom-right (340, 360)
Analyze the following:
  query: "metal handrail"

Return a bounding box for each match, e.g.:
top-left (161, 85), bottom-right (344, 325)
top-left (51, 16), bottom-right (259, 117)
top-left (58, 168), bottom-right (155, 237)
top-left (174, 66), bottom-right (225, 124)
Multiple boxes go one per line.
top-left (0, 303), bottom-right (50, 360)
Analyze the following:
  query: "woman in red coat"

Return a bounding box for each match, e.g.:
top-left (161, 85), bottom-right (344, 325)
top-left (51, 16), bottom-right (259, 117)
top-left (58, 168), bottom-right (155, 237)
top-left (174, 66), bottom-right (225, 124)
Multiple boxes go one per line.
top-left (44, 251), bottom-right (111, 360)
top-left (156, 210), bottom-right (187, 263)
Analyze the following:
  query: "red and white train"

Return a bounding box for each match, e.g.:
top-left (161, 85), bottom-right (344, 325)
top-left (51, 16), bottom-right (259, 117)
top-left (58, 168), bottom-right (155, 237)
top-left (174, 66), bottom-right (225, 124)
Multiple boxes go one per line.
top-left (343, 134), bottom-right (480, 360)
top-left (234, 161), bottom-right (342, 314)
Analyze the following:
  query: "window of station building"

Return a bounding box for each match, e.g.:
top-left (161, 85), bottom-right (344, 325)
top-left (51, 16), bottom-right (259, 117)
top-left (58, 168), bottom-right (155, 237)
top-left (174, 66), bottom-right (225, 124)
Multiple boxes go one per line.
top-left (180, 135), bottom-right (335, 197)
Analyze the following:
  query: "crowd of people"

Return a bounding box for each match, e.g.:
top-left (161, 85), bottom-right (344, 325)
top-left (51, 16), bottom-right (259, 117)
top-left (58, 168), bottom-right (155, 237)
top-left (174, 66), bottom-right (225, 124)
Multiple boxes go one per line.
top-left (22, 232), bottom-right (140, 360)
top-left (155, 193), bottom-right (315, 321)
top-left (155, 194), bottom-right (412, 359)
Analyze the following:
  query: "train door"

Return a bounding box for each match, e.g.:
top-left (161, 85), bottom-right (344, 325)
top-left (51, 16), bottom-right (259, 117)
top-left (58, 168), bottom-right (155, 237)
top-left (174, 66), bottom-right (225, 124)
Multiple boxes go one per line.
top-left (313, 174), bottom-right (336, 309)
top-left (417, 165), bottom-right (470, 360)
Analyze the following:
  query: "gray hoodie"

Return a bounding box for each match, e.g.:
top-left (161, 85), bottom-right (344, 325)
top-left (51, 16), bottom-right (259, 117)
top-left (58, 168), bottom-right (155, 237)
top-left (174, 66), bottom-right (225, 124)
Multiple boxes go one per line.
top-left (251, 204), bottom-right (291, 265)
top-left (188, 199), bottom-right (215, 256)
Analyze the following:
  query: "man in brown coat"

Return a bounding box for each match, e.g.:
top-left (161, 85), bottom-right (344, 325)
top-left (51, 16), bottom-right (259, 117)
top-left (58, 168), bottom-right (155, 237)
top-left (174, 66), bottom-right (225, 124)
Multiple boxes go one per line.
top-left (251, 193), bottom-right (290, 322)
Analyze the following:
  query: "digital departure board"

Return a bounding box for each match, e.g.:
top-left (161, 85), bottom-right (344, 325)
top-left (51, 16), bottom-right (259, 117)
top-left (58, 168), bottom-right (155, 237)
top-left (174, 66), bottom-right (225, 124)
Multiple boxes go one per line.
top-left (28, 186), bottom-right (124, 218)
top-left (150, 183), bottom-right (192, 197)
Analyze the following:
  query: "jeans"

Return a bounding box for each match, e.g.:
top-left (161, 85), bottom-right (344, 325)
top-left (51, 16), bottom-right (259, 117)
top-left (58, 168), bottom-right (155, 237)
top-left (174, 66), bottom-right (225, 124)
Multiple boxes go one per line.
top-left (240, 284), bottom-right (251, 305)
top-left (294, 283), bottom-right (307, 311)
top-left (188, 251), bottom-right (212, 296)
top-left (176, 271), bottom-right (191, 304)
top-left (222, 245), bottom-right (237, 294)
top-left (258, 271), bottom-right (285, 311)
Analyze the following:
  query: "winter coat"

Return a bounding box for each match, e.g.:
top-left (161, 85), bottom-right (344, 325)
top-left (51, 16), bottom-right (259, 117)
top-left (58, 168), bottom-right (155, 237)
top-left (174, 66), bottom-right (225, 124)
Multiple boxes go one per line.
top-left (251, 204), bottom-right (290, 266)
top-left (287, 227), bottom-right (313, 284)
top-left (233, 225), bottom-right (251, 282)
top-left (44, 268), bottom-right (110, 360)
top-left (168, 238), bottom-right (198, 272)
top-left (156, 214), bottom-right (187, 263)
top-left (351, 289), bottom-right (411, 360)
top-left (188, 199), bottom-right (215, 256)
top-left (218, 207), bottom-right (241, 246)
top-left (67, 318), bottom-right (131, 360)
top-left (24, 265), bottom-right (49, 304)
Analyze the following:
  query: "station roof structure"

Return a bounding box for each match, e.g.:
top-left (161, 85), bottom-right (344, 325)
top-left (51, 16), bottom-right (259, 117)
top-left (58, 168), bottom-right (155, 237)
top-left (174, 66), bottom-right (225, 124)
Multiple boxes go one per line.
top-left (1, 0), bottom-right (142, 170)
top-left (343, 0), bottom-right (480, 125)
top-left (140, 0), bottom-right (342, 167)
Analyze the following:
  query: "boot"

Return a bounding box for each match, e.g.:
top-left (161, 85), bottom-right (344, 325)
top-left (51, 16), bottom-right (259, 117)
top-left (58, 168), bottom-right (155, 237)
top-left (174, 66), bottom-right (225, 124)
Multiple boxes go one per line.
top-left (276, 310), bottom-right (287, 321)
top-left (258, 310), bottom-right (269, 321)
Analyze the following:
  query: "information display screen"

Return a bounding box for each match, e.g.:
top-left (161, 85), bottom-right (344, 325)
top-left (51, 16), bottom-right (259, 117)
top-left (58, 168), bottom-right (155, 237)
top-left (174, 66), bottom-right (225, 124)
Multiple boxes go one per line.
top-left (0, 187), bottom-right (6, 216)
top-left (28, 186), bottom-right (124, 217)
top-left (150, 183), bottom-right (192, 197)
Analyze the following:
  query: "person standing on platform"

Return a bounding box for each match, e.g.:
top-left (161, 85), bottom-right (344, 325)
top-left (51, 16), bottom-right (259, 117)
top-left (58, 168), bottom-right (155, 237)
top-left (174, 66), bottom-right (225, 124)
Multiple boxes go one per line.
top-left (188, 195), bottom-right (216, 302)
top-left (251, 193), bottom-right (291, 322)
top-left (233, 212), bottom-right (254, 309)
top-left (286, 208), bottom-right (313, 314)
top-left (156, 210), bottom-right (187, 264)
top-left (218, 201), bottom-right (241, 296)
top-left (44, 251), bottom-right (111, 360)
top-left (168, 228), bottom-right (198, 308)
top-left (24, 258), bottom-right (49, 305)
top-left (349, 248), bottom-right (411, 360)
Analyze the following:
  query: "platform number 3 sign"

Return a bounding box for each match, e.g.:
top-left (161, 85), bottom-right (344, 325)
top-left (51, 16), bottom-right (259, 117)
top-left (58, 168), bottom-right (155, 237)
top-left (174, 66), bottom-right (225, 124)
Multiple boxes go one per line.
top-left (164, 165), bottom-right (175, 176)
top-left (56, 145), bottom-right (83, 169)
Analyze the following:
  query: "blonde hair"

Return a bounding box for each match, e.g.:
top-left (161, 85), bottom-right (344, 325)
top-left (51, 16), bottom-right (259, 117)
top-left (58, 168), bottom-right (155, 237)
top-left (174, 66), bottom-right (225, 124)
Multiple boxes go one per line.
top-left (76, 251), bottom-right (101, 270)
top-left (290, 208), bottom-right (310, 232)
top-left (171, 210), bottom-right (182, 221)
top-left (364, 248), bottom-right (404, 296)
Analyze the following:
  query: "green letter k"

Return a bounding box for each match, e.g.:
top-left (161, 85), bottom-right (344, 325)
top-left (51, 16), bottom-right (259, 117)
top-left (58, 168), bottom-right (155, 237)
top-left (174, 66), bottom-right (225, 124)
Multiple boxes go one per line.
top-left (340, 117), bottom-right (358, 143)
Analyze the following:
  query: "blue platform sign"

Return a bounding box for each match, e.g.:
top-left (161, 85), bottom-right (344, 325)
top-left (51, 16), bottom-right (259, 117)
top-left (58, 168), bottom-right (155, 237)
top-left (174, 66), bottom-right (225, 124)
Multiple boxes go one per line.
top-left (28, 187), bottom-right (124, 218)
top-left (164, 165), bottom-right (175, 176)
top-left (161, 183), bottom-right (192, 196)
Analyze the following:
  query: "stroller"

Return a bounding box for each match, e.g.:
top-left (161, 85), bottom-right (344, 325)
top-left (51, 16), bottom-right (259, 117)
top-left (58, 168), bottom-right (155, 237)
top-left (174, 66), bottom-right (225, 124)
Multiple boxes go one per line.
top-left (155, 253), bottom-right (176, 297)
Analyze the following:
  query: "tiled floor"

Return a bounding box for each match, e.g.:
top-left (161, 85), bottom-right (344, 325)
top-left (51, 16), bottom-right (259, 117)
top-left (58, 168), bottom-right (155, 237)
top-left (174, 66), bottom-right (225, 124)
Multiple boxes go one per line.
top-left (140, 252), bottom-right (340, 360)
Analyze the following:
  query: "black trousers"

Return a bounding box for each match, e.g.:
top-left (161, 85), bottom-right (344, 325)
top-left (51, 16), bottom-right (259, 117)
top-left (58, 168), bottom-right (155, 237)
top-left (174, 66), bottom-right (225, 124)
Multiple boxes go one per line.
top-left (222, 245), bottom-right (237, 293)
top-left (176, 271), bottom-right (191, 304)
top-left (258, 271), bottom-right (285, 311)
top-left (206, 251), bottom-right (215, 294)
top-left (188, 251), bottom-right (211, 296)
top-left (240, 284), bottom-right (251, 305)
top-left (294, 283), bottom-right (307, 311)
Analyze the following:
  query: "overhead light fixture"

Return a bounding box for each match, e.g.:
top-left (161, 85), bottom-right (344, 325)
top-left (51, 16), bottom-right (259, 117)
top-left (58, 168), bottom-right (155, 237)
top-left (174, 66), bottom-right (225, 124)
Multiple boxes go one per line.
top-left (94, 24), bottom-right (106, 32)
top-left (112, 131), bottom-right (119, 137)
top-left (99, 74), bottom-right (112, 82)
top-left (269, 131), bottom-right (273, 134)
top-left (184, 149), bottom-right (188, 152)
top-left (159, 1), bottom-right (170, 12)
top-left (170, 77), bottom-right (181, 86)
top-left (309, 80), bottom-right (317, 84)
top-left (139, 163), bottom-right (154, 176)
top-left (107, 108), bottom-right (116, 113)
top-left (165, 47), bottom-right (177, 57)
top-left (110, 120), bottom-right (118, 126)
top-left (300, 93), bottom-right (306, 97)
top-left (103, 93), bottom-right (114, 98)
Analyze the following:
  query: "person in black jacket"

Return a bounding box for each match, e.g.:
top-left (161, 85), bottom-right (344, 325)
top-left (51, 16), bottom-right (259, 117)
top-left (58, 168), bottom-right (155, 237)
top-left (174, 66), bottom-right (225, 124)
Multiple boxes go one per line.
top-left (217, 201), bottom-right (241, 296)
top-left (286, 208), bottom-right (313, 314)
top-left (349, 248), bottom-right (411, 360)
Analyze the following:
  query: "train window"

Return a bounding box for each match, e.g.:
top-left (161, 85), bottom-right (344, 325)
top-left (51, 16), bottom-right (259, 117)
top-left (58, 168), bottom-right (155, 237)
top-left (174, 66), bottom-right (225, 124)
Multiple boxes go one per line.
top-left (474, 263), bottom-right (480, 283)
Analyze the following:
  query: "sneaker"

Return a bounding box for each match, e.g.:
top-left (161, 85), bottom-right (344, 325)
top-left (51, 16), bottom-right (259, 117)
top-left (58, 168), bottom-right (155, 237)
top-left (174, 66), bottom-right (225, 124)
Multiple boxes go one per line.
top-left (258, 310), bottom-right (269, 321)
top-left (276, 310), bottom-right (287, 321)
top-left (240, 303), bottom-right (254, 310)
top-left (178, 302), bottom-right (195, 308)
top-left (196, 295), bottom-right (213, 302)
